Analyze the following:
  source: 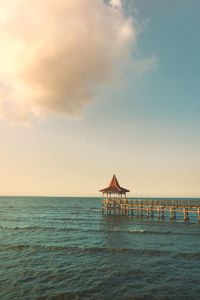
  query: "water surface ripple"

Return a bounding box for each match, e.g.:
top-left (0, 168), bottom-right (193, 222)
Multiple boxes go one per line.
top-left (0, 196), bottom-right (200, 300)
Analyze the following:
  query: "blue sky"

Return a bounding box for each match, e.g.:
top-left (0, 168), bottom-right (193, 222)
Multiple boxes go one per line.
top-left (0, 0), bottom-right (199, 196)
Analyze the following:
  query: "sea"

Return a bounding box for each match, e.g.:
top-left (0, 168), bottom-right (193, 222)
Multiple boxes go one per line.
top-left (1, 197), bottom-right (200, 300)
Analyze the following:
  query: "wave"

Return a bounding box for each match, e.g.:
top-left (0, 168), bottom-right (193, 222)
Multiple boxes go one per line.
top-left (0, 215), bottom-right (101, 223)
top-left (1, 243), bottom-right (200, 260)
top-left (127, 228), bottom-right (200, 236)
top-left (129, 229), bottom-right (145, 233)
top-left (1, 225), bottom-right (200, 237)
top-left (0, 225), bottom-right (57, 231)
top-left (129, 229), bottom-right (200, 236)
top-left (128, 229), bottom-right (177, 235)
top-left (0, 244), bottom-right (31, 251)
top-left (0, 225), bottom-right (105, 233)
top-left (50, 217), bottom-right (100, 221)
top-left (62, 209), bottom-right (101, 215)
top-left (175, 252), bottom-right (200, 259)
top-left (0, 243), bottom-right (171, 256)
top-left (0, 218), bottom-right (22, 222)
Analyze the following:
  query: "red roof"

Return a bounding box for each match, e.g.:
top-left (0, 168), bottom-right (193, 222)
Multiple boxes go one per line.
top-left (99, 175), bottom-right (130, 194)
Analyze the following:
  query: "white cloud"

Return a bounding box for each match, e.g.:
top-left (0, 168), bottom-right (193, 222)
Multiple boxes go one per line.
top-left (110, 0), bottom-right (122, 9)
top-left (0, 0), bottom-right (155, 122)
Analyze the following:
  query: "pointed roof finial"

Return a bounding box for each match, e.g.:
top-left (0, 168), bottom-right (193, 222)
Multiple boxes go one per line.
top-left (99, 174), bottom-right (130, 194)
top-left (109, 174), bottom-right (120, 188)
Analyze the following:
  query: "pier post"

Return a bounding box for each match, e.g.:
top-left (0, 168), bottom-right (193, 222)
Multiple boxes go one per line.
top-left (113, 201), bottom-right (116, 215)
top-left (183, 208), bottom-right (189, 221)
top-left (157, 206), bottom-right (161, 219)
top-left (170, 207), bottom-right (174, 220)
top-left (131, 204), bottom-right (134, 217)
top-left (140, 205), bottom-right (143, 217)
top-left (198, 208), bottom-right (200, 222)
top-left (151, 206), bottom-right (154, 218)
top-left (131, 205), bottom-right (134, 216)
top-left (136, 206), bottom-right (138, 216)
top-left (173, 207), bottom-right (176, 219)
top-left (146, 206), bottom-right (150, 219)
top-left (161, 207), bottom-right (164, 219)
top-left (126, 201), bottom-right (128, 216)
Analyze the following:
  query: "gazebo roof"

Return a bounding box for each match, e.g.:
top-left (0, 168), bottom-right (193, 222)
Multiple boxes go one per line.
top-left (99, 174), bottom-right (130, 194)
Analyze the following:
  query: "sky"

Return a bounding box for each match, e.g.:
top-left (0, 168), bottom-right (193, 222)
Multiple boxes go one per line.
top-left (0, 0), bottom-right (199, 197)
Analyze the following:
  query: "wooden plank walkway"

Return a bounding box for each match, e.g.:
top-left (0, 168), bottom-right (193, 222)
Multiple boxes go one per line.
top-left (102, 198), bottom-right (200, 221)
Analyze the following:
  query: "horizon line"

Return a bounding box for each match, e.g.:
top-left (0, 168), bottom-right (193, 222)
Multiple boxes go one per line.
top-left (0, 195), bottom-right (200, 199)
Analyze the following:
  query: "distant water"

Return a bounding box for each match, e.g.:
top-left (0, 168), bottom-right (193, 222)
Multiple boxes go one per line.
top-left (1, 197), bottom-right (200, 300)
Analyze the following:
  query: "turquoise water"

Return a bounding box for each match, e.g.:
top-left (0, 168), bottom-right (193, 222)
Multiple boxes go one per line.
top-left (1, 197), bottom-right (200, 300)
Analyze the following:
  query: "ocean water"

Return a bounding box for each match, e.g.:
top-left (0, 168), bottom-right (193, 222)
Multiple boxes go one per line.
top-left (1, 197), bottom-right (200, 300)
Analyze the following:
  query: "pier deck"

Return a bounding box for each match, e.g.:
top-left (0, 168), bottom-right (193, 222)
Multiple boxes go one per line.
top-left (102, 198), bottom-right (200, 221)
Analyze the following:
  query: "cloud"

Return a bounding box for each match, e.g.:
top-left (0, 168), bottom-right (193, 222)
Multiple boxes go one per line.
top-left (0, 0), bottom-right (154, 121)
top-left (110, 0), bottom-right (122, 9)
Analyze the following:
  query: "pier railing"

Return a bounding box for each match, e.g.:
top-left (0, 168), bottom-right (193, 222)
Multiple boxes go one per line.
top-left (102, 198), bottom-right (200, 221)
top-left (129, 198), bottom-right (200, 208)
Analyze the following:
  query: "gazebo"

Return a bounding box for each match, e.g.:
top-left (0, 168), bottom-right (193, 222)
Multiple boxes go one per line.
top-left (99, 175), bottom-right (130, 211)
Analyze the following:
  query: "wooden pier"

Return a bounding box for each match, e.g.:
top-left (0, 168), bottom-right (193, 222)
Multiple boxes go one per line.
top-left (100, 175), bottom-right (200, 222)
top-left (102, 198), bottom-right (200, 222)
